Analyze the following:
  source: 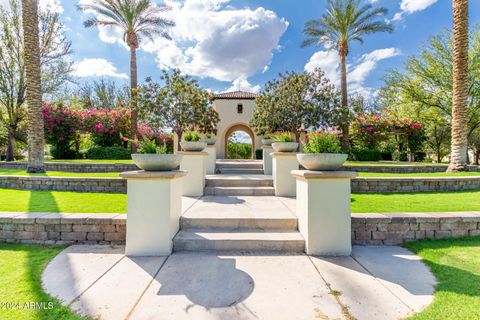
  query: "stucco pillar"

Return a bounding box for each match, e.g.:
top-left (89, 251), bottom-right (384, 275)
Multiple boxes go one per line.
top-left (205, 146), bottom-right (216, 174)
top-left (272, 152), bottom-right (299, 196)
top-left (291, 170), bottom-right (358, 256)
top-left (178, 151), bottom-right (208, 196)
top-left (262, 146), bottom-right (274, 175)
top-left (120, 170), bottom-right (187, 256)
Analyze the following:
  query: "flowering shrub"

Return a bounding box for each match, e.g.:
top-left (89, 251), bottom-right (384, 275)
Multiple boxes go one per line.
top-left (81, 108), bottom-right (131, 147)
top-left (43, 103), bottom-right (81, 159)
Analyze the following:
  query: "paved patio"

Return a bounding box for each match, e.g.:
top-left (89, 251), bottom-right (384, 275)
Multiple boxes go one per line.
top-left (42, 245), bottom-right (435, 320)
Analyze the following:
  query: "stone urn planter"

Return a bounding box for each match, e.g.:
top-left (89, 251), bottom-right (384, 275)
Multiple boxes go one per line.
top-left (131, 154), bottom-right (183, 171)
top-left (262, 138), bottom-right (273, 146)
top-left (180, 141), bottom-right (207, 152)
top-left (203, 138), bottom-right (216, 145)
top-left (272, 142), bottom-right (299, 152)
top-left (296, 153), bottom-right (348, 171)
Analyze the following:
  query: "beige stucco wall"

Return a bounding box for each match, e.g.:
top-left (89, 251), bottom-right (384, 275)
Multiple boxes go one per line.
top-left (212, 98), bottom-right (262, 159)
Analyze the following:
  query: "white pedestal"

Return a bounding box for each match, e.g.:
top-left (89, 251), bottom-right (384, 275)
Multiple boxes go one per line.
top-left (205, 146), bottom-right (216, 174)
top-left (262, 146), bottom-right (273, 175)
top-left (291, 170), bottom-right (357, 256)
top-left (120, 170), bottom-right (187, 256)
top-left (272, 152), bottom-right (299, 197)
top-left (178, 151), bottom-right (208, 196)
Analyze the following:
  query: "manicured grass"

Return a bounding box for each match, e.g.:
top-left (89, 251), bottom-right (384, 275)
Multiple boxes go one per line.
top-left (0, 188), bottom-right (479, 214)
top-left (0, 169), bottom-right (120, 178)
top-left (0, 243), bottom-right (88, 320)
top-left (405, 237), bottom-right (480, 320)
top-left (345, 161), bottom-right (448, 166)
top-left (0, 189), bottom-right (125, 213)
top-left (358, 172), bottom-right (480, 177)
top-left (351, 190), bottom-right (480, 213)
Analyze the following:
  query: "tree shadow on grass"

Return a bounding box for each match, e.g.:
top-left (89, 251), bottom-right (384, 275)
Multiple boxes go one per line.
top-left (28, 190), bottom-right (60, 213)
top-left (404, 237), bottom-right (480, 298)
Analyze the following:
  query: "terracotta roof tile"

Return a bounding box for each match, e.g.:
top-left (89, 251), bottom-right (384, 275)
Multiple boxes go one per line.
top-left (213, 91), bottom-right (258, 100)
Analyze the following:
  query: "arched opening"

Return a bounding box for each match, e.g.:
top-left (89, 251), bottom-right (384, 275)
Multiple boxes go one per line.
top-left (224, 124), bottom-right (255, 159)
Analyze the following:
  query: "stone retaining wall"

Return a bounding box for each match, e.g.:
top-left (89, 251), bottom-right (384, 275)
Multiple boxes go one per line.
top-left (343, 164), bottom-right (479, 173)
top-left (0, 212), bottom-right (126, 245)
top-left (352, 212), bottom-right (480, 245)
top-left (1, 175), bottom-right (480, 193)
top-left (0, 176), bottom-right (126, 193)
top-left (1, 212), bottom-right (478, 245)
top-left (352, 176), bottom-right (480, 193)
top-left (0, 162), bottom-right (137, 172)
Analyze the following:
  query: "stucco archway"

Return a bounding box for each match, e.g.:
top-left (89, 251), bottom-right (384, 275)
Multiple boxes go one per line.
top-left (224, 124), bottom-right (255, 159)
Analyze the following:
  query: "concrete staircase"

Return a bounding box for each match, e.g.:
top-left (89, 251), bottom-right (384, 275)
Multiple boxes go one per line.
top-left (204, 174), bottom-right (275, 196)
top-left (174, 197), bottom-right (304, 252)
top-left (216, 159), bottom-right (264, 174)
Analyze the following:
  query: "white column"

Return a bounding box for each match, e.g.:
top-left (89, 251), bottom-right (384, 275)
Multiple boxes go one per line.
top-left (120, 170), bottom-right (187, 256)
top-left (272, 152), bottom-right (299, 197)
top-left (262, 146), bottom-right (274, 175)
top-left (178, 151), bottom-right (208, 196)
top-left (291, 170), bottom-right (357, 256)
top-left (205, 146), bottom-right (216, 174)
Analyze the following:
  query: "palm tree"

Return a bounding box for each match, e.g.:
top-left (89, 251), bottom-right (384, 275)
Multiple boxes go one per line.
top-left (448, 0), bottom-right (469, 172)
top-left (79, 0), bottom-right (174, 152)
top-left (22, 0), bottom-right (45, 172)
top-left (302, 0), bottom-right (392, 150)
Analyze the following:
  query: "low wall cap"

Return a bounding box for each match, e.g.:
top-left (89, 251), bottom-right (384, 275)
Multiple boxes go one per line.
top-left (120, 170), bottom-right (187, 180)
top-left (291, 170), bottom-right (358, 180)
top-left (271, 152), bottom-right (299, 157)
top-left (176, 151), bottom-right (208, 156)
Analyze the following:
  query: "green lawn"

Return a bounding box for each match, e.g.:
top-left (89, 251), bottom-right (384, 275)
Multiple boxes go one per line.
top-left (6, 159), bottom-right (133, 164)
top-left (405, 237), bottom-right (480, 320)
top-left (351, 191), bottom-right (480, 213)
top-left (345, 161), bottom-right (448, 166)
top-left (0, 243), bottom-right (89, 320)
top-left (0, 169), bottom-right (120, 178)
top-left (358, 172), bottom-right (480, 177)
top-left (0, 188), bottom-right (479, 214)
top-left (0, 189), bottom-right (125, 213)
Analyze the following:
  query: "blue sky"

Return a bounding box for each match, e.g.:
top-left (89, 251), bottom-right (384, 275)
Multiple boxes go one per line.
top-left (7, 0), bottom-right (480, 97)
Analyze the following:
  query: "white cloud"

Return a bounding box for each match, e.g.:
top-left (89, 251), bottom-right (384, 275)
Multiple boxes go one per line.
top-left (304, 48), bottom-right (400, 98)
top-left (80, 0), bottom-right (288, 82)
top-left (393, 0), bottom-right (438, 21)
top-left (72, 58), bottom-right (128, 79)
top-left (0, 0), bottom-right (63, 13)
top-left (226, 78), bottom-right (260, 93)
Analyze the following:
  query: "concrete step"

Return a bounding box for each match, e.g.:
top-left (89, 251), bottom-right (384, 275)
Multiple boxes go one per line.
top-left (218, 168), bottom-right (264, 174)
top-left (204, 186), bottom-right (275, 196)
top-left (206, 174), bottom-right (273, 187)
top-left (181, 215), bottom-right (297, 231)
top-left (173, 229), bottom-right (305, 252)
top-left (216, 160), bottom-right (263, 169)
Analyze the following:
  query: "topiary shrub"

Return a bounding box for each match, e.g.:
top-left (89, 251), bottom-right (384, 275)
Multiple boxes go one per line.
top-left (86, 146), bottom-right (131, 160)
top-left (255, 149), bottom-right (263, 160)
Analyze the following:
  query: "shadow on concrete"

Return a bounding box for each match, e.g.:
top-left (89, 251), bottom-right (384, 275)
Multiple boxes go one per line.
top-left (155, 253), bottom-right (254, 308)
top-left (200, 196), bottom-right (246, 205)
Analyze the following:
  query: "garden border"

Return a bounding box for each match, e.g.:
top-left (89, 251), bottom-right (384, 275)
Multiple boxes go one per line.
top-left (0, 162), bottom-right (137, 173)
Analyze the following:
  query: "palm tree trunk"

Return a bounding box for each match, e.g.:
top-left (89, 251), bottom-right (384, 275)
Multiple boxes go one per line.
top-left (448, 0), bottom-right (469, 172)
top-left (22, 0), bottom-right (45, 173)
top-left (339, 53), bottom-right (350, 151)
top-left (6, 129), bottom-right (15, 162)
top-left (130, 45), bottom-right (138, 153)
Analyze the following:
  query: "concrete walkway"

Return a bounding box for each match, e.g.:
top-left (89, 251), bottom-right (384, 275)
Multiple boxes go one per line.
top-left (42, 245), bottom-right (435, 320)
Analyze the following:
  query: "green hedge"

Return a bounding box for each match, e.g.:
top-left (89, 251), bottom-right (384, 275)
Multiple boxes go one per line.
top-left (255, 149), bottom-right (263, 160)
top-left (86, 146), bottom-right (131, 160)
top-left (227, 143), bottom-right (252, 159)
top-left (349, 149), bottom-right (382, 161)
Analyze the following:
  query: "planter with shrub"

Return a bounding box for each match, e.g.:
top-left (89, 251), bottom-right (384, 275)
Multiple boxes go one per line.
top-left (261, 134), bottom-right (274, 146)
top-left (180, 131), bottom-right (206, 151)
top-left (202, 132), bottom-right (216, 145)
top-left (297, 131), bottom-right (347, 171)
top-left (272, 132), bottom-right (298, 152)
top-left (131, 139), bottom-right (182, 171)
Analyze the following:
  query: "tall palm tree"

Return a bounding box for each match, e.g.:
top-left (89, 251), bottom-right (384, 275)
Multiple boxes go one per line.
top-left (22, 0), bottom-right (45, 172)
top-left (79, 0), bottom-right (174, 152)
top-left (302, 0), bottom-right (392, 150)
top-left (448, 0), bottom-right (469, 172)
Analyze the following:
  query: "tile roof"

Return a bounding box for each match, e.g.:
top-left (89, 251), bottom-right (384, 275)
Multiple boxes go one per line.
top-left (213, 91), bottom-right (258, 100)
